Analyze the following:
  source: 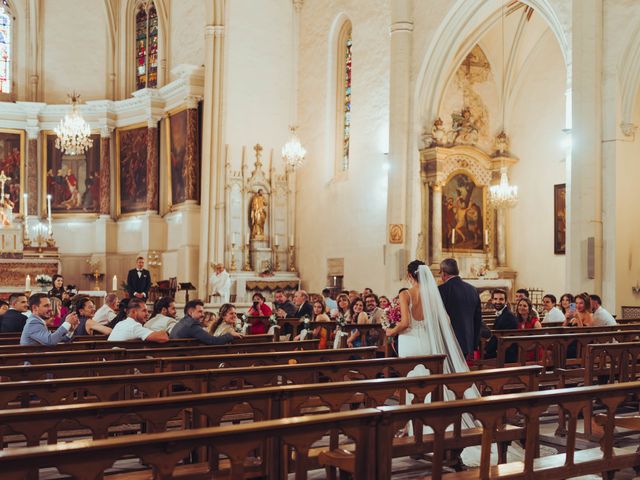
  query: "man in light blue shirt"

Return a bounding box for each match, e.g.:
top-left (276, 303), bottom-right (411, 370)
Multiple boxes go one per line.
top-left (322, 288), bottom-right (337, 313)
top-left (20, 293), bottom-right (80, 346)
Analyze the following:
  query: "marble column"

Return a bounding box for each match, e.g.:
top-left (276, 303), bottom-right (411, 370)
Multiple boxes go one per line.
top-left (146, 123), bottom-right (159, 212)
top-left (183, 101), bottom-right (199, 202)
top-left (431, 184), bottom-right (442, 264)
top-left (99, 129), bottom-right (112, 216)
top-left (496, 208), bottom-right (507, 267)
top-left (568, 0), bottom-right (603, 293)
top-left (26, 128), bottom-right (38, 215)
top-left (385, 0), bottom-right (413, 290)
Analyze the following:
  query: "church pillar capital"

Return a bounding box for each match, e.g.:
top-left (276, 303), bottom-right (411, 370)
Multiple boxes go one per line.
top-left (185, 95), bottom-right (201, 110)
top-left (26, 127), bottom-right (39, 140)
top-left (100, 126), bottom-right (114, 138)
top-left (620, 122), bottom-right (638, 137)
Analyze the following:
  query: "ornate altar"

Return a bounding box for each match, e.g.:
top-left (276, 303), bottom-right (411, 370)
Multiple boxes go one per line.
top-left (222, 143), bottom-right (299, 302)
top-left (418, 141), bottom-right (517, 281)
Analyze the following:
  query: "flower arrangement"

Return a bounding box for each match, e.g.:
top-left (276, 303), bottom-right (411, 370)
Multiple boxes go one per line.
top-left (381, 298), bottom-right (401, 330)
top-left (258, 262), bottom-right (274, 277)
top-left (269, 314), bottom-right (278, 326)
top-left (236, 314), bottom-right (249, 334)
top-left (35, 274), bottom-right (53, 287)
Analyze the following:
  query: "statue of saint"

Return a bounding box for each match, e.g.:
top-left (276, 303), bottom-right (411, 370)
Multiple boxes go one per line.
top-left (249, 189), bottom-right (267, 239)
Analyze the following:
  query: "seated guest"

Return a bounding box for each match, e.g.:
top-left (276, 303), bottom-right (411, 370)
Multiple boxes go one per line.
top-left (145, 297), bottom-right (178, 333)
top-left (514, 288), bottom-right (539, 318)
top-left (202, 311), bottom-right (216, 333)
top-left (211, 303), bottom-right (239, 337)
top-left (74, 297), bottom-right (112, 336)
top-left (362, 287), bottom-right (374, 297)
top-left (516, 298), bottom-right (542, 330)
top-left (246, 293), bottom-right (271, 334)
top-left (379, 296), bottom-right (391, 310)
top-left (273, 289), bottom-right (296, 319)
top-left (0, 299), bottom-right (8, 316)
top-left (346, 297), bottom-right (368, 348)
top-left (322, 288), bottom-right (337, 312)
top-left (20, 293), bottom-right (80, 346)
top-left (330, 293), bottom-right (350, 319)
top-left (541, 294), bottom-right (565, 323)
top-left (348, 290), bottom-right (360, 304)
top-left (108, 298), bottom-right (168, 343)
top-left (564, 292), bottom-right (593, 327)
top-left (171, 299), bottom-right (242, 344)
top-left (590, 294), bottom-right (617, 326)
top-left (108, 298), bottom-right (130, 329)
top-left (48, 297), bottom-right (64, 328)
top-left (47, 274), bottom-right (65, 300)
top-left (559, 293), bottom-right (575, 322)
top-left (293, 290), bottom-right (313, 319)
top-left (485, 289), bottom-right (518, 362)
top-left (0, 293), bottom-right (29, 333)
top-left (364, 293), bottom-right (385, 323)
top-left (93, 293), bottom-right (119, 326)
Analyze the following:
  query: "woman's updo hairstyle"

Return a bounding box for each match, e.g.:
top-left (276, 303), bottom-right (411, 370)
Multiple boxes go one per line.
top-left (407, 260), bottom-right (426, 282)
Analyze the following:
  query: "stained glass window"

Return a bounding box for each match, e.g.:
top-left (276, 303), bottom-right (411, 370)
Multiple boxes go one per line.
top-left (342, 32), bottom-right (352, 171)
top-left (135, 1), bottom-right (158, 91)
top-left (0, 1), bottom-right (12, 95)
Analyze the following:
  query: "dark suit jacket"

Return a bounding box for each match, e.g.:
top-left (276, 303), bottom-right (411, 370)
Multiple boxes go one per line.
top-left (485, 307), bottom-right (519, 362)
top-left (127, 268), bottom-right (151, 298)
top-left (293, 301), bottom-right (313, 319)
top-left (0, 309), bottom-right (28, 333)
top-left (437, 276), bottom-right (482, 357)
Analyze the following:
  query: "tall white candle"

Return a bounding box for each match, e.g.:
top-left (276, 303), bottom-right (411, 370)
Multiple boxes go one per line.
top-left (46, 194), bottom-right (52, 235)
top-left (112, 275), bottom-right (117, 291)
top-left (289, 235), bottom-right (294, 247)
top-left (245, 232), bottom-right (250, 245)
top-left (451, 229), bottom-right (456, 245)
top-left (25, 274), bottom-right (31, 291)
top-left (484, 229), bottom-right (489, 246)
top-left (274, 234), bottom-right (279, 247)
top-left (23, 193), bottom-right (28, 217)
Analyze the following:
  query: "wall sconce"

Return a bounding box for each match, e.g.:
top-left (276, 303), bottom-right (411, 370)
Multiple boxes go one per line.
top-left (632, 282), bottom-right (640, 295)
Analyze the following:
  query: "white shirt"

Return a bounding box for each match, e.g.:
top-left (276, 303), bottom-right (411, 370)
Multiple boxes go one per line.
top-left (93, 304), bottom-right (117, 326)
top-left (542, 306), bottom-right (565, 323)
top-left (592, 306), bottom-right (617, 326)
top-left (145, 314), bottom-right (178, 333)
top-left (108, 317), bottom-right (153, 341)
top-left (209, 270), bottom-right (231, 294)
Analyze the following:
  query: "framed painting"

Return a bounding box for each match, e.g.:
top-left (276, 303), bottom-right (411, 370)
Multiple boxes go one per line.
top-left (42, 132), bottom-right (101, 214)
top-left (166, 106), bottom-right (200, 207)
top-left (0, 129), bottom-right (25, 215)
top-left (441, 172), bottom-right (485, 252)
top-left (554, 183), bottom-right (566, 254)
top-left (116, 124), bottom-right (149, 215)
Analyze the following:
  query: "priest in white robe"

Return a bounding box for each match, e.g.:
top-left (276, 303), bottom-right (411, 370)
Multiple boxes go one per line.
top-left (210, 263), bottom-right (231, 304)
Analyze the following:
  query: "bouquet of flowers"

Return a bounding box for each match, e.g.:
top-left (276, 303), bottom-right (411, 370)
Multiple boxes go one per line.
top-left (381, 298), bottom-right (401, 330)
top-left (36, 274), bottom-right (53, 287)
top-left (235, 314), bottom-right (249, 334)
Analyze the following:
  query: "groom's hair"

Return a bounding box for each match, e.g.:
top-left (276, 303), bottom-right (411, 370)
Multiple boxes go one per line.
top-left (440, 258), bottom-right (459, 276)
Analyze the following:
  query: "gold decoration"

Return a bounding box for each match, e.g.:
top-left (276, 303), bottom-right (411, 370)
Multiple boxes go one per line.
top-left (389, 224), bottom-right (404, 244)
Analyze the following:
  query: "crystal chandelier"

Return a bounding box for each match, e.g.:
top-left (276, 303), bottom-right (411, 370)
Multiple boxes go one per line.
top-left (281, 126), bottom-right (306, 169)
top-left (490, 166), bottom-right (518, 208)
top-left (54, 93), bottom-right (93, 156)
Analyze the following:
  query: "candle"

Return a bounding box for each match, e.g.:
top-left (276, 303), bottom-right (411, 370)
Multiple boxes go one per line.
top-left (112, 275), bottom-right (117, 292)
top-left (289, 235), bottom-right (294, 247)
top-left (46, 194), bottom-right (52, 235)
top-left (25, 274), bottom-right (31, 291)
top-left (274, 234), bottom-right (279, 247)
top-left (245, 232), bottom-right (250, 245)
top-left (484, 229), bottom-right (489, 246)
top-left (23, 193), bottom-right (28, 217)
top-left (451, 229), bottom-right (456, 245)
top-left (232, 232), bottom-right (239, 245)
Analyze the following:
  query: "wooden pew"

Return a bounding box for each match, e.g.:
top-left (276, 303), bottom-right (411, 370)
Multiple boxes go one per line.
top-left (377, 381), bottom-right (640, 480)
top-left (0, 366), bottom-right (541, 478)
top-left (0, 355), bottom-right (446, 409)
top-left (3, 380), bottom-right (639, 480)
top-left (0, 346), bottom-right (378, 381)
top-left (0, 339), bottom-right (321, 366)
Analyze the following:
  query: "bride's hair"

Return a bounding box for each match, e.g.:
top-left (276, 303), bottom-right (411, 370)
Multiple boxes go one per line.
top-left (407, 260), bottom-right (426, 282)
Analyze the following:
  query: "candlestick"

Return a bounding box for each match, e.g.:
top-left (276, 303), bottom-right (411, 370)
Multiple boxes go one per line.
top-left (23, 193), bottom-right (27, 217)
top-left (25, 274), bottom-right (31, 291)
top-left (46, 194), bottom-right (52, 235)
top-left (112, 275), bottom-right (117, 292)
top-left (230, 243), bottom-right (237, 272)
top-left (288, 244), bottom-right (296, 272)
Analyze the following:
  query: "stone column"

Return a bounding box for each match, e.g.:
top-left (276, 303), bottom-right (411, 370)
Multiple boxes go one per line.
top-left (496, 208), bottom-right (507, 267)
top-left (99, 128), bottom-right (112, 216)
top-left (431, 184), bottom-right (442, 264)
top-left (25, 127), bottom-right (39, 215)
top-left (567, 0), bottom-right (603, 293)
top-left (385, 0), bottom-right (413, 291)
top-left (146, 122), bottom-right (159, 212)
top-left (184, 97), bottom-right (200, 202)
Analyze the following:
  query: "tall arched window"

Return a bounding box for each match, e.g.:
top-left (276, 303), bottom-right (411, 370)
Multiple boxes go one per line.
top-left (335, 21), bottom-right (352, 173)
top-left (135, 0), bottom-right (158, 90)
top-left (0, 0), bottom-right (13, 95)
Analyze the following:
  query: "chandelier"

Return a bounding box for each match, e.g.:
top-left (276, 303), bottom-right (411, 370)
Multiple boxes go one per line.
top-left (490, 166), bottom-right (518, 208)
top-left (54, 93), bottom-right (93, 156)
top-left (281, 126), bottom-right (306, 169)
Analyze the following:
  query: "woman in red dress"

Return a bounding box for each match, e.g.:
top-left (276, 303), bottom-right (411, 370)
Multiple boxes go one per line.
top-left (246, 292), bottom-right (272, 334)
top-left (515, 297), bottom-right (542, 361)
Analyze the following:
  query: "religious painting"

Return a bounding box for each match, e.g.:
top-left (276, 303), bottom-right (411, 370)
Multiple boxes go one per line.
top-left (167, 107), bottom-right (200, 206)
top-left (116, 125), bottom-right (149, 215)
top-left (43, 132), bottom-right (101, 214)
top-left (388, 224), bottom-right (404, 244)
top-left (554, 184), bottom-right (566, 254)
top-left (442, 172), bottom-right (485, 252)
top-left (0, 129), bottom-right (24, 215)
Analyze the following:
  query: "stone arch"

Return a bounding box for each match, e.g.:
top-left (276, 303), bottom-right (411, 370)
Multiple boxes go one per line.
top-left (415, 0), bottom-right (569, 128)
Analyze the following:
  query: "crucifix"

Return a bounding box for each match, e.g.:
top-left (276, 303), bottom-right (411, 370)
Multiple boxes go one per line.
top-left (0, 170), bottom-right (10, 200)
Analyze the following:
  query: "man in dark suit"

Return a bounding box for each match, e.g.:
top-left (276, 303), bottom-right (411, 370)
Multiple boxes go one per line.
top-left (437, 258), bottom-right (482, 358)
top-left (484, 289), bottom-right (519, 362)
top-left (126, 256), bottom-right (151, 300)
top-left (292, 290), bottom-right (313, 319)
top-left (0, 293), bottom-right (29, 333)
